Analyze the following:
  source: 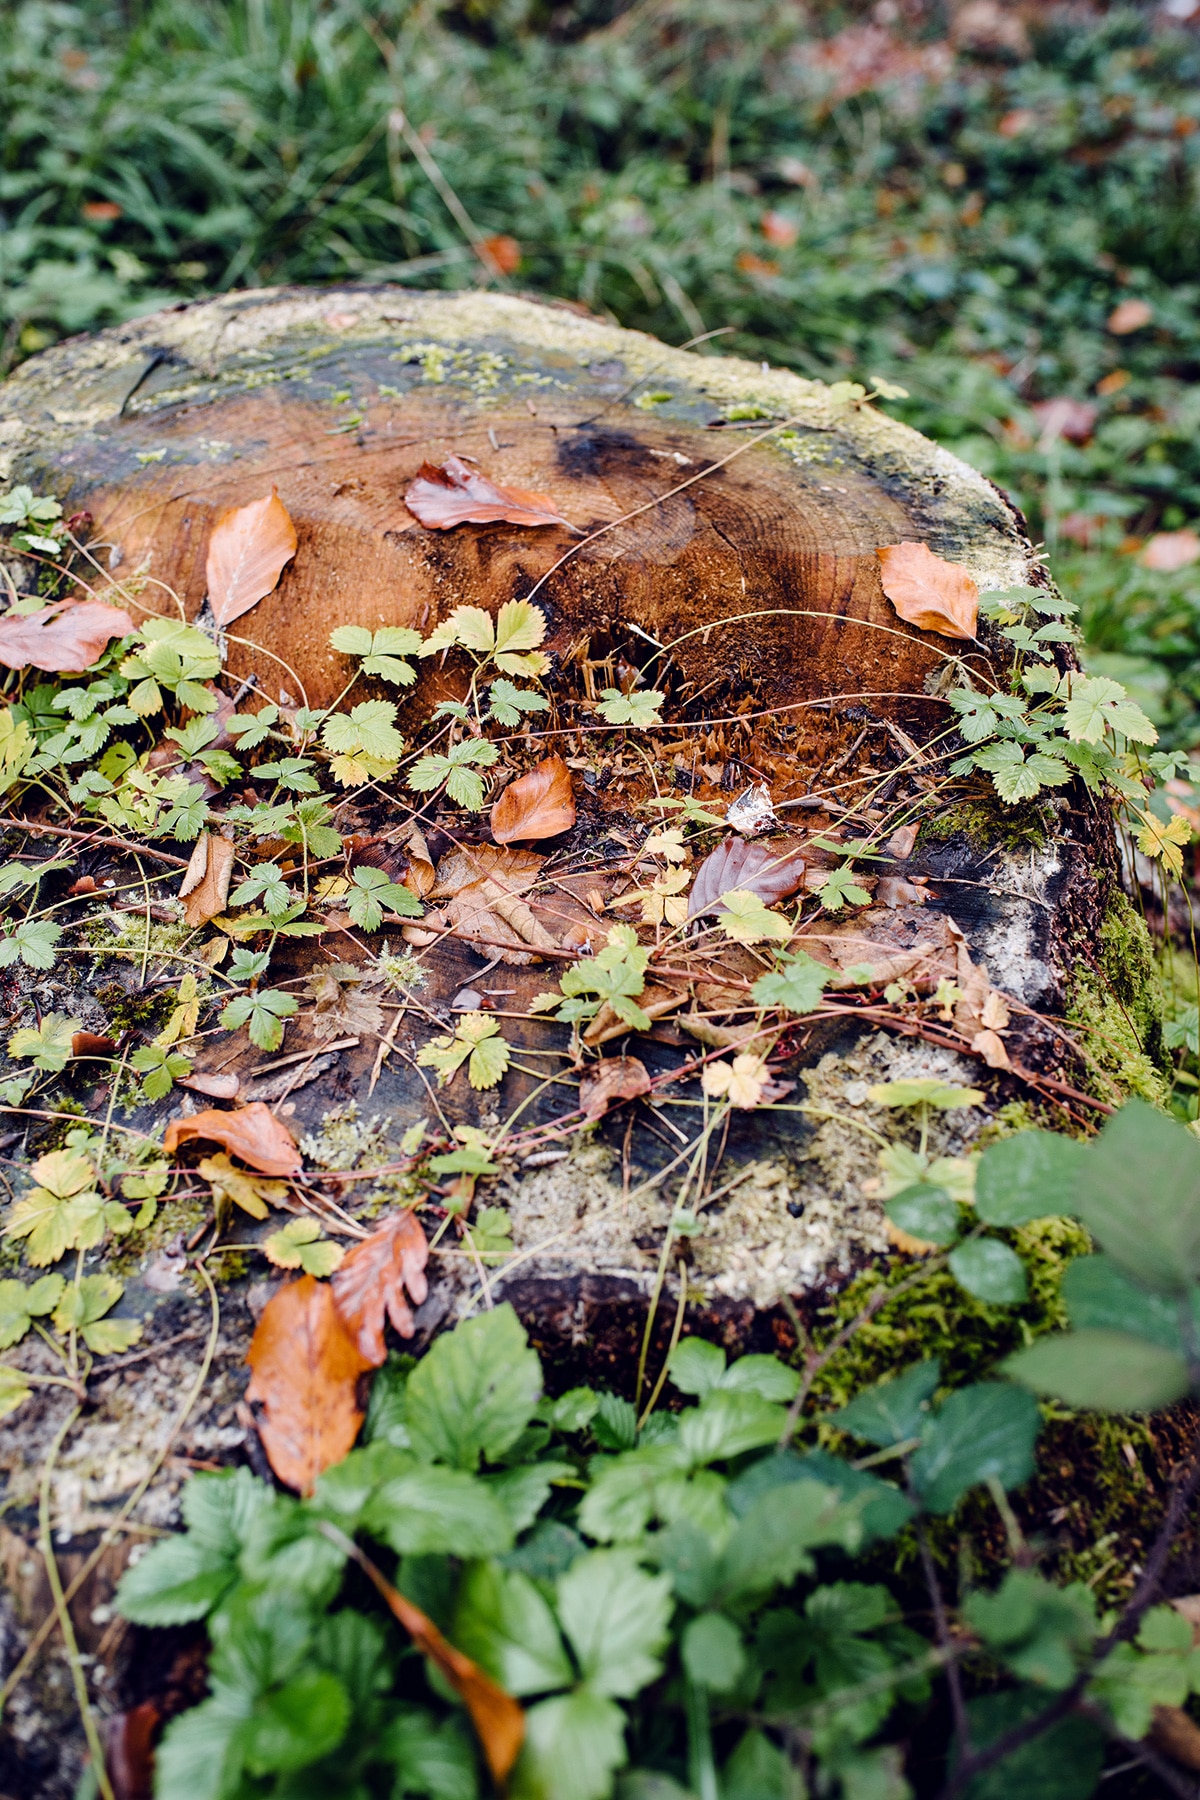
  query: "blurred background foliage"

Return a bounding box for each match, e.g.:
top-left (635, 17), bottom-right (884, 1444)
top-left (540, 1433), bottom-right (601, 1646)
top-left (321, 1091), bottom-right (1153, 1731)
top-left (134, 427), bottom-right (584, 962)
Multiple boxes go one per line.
top-left (3, 0), bottom-right (1200, 733)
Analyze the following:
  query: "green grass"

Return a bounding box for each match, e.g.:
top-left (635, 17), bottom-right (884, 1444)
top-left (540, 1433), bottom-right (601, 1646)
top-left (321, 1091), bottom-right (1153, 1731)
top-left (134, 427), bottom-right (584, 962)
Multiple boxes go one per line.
top-left (4, 0), bottom-right (1200, 728)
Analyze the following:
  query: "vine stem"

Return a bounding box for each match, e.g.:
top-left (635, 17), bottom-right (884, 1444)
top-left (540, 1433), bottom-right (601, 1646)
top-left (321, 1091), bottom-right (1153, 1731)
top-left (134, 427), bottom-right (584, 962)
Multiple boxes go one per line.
top-left (38, 1403), bottom-right (115, 1800)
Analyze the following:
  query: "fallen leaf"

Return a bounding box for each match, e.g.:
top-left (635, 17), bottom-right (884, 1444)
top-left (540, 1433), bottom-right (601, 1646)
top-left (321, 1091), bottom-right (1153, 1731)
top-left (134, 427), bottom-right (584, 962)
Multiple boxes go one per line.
top-left (305, 963), bottom-right (384, 1042)
top-left (970, 1028), bottom-right (1011, 1070)
top-left (432, 843), bottom-right (560, 963)
top-left (71, 1031), bottom-right (117, 1059)
top-left (884, 823), bottom-right (919, 860)
top-left (480, 233), bottom-right (521, 275)
top-left (69, 876), bottom-right (99, 895)
top-left (176, 1069), bottom-right (240, 1100)
top-left (405, 455), bottom-right (573, 531)
top-left (400, 821), bottom-right (436, 896)
top-left (948, 919), bottom-right (1013, 1069)
top-left (205, 488), bottom-right (298, 629)
top-left (335, 1533), bottom-right (524, 1782)
top-left (245, 1274), bottom-right (374, 1492)
top-left (178, 830), bottom-right (235, 928)
top-left (0, 600), bottom-right (136, 674)
top-left (877, 542), bottom-right (978, 641)
top-left (490, 755), bottom-right (575, 844)
top-left (578, 1055), bottom-right (651, 1123)
top-left (689, 837), bottom-right (806, 919)
top-left (198, 1151), bottom-right (289, 1224)
top-left (105, 1700), bottom-right (158, 1800)
top-left (701, 1053), bottom-right (771, 1108)
top-left (760, 210), bottom-right (799, 248)
top-left (1107, 298), bottom-right (1153, 335)
top-left (1141, 529), bottom-right (1200, 573)
top-left (163, 1101), bottom-right (301, 1176)
top-left (876, 876), bottom-right (927, 908)
top-left (330, 1209), bottom-right (430, 1364)
top-left (1031, 397), bottom-right (1097, 447)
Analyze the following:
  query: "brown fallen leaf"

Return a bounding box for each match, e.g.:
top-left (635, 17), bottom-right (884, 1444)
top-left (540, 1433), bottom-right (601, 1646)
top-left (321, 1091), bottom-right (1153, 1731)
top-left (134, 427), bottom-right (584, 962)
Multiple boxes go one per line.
top-left (432, 843), bottom-right (560, 964)
top-left (948, 919), bottom-right (1013, 1070)
top-left (0, 599), bottom-right (136, 674)
top-left (876, 876), bottom-right (927, 908)
top-left (586, 982), bottom-right (688, 1047)
top-left (71, 1031), bottom-right (117, 1059)
top-left (491, 755), bottom-right (575, 844)
top-left (326, 1527), bottom-right (524, 1782)
top-left (330, 1209), bottom-right (430, 1364)
top-left (876, 542), bottom-right (978, 642)
top-left (163, 1101), bottom-right (302, 1176)
top-left (205, 488), bottom-right (298, 629)
top-left (689, 838), bottom-right (806, 919)
top-left (305, 963), bottom-right (384, 1042)
top-left (884, 823), bottom-right (919, 860)
top-left (400, 821), bottom-right (436, 896)
top-left (246, 1274), bottom-right (374, 1492)
top-left (177, 1069), bottom-right (241, 1101)
top-left (105, 1699), bottom-right (158, 1800)
top-left (578, 1055), bottom-right (651, 1123)
top-left (405, 455), bottom-right (573, 531)
top-left (178, 830), bottom-right (235, 928)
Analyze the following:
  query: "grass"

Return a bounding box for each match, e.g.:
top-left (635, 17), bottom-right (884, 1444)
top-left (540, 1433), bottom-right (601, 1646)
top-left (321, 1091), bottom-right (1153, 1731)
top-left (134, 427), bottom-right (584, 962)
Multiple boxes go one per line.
top-left (3, 0), bottom-right (1200, 727)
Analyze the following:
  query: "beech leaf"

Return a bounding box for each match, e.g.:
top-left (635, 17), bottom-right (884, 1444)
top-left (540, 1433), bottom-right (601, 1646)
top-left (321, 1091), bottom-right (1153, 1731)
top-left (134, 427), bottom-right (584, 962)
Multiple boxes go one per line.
top-left (578, 1055), bottom-right (652, 1123)
top-left (205, 488), bottom-right (298, 628)
top-left (688, 837), bottom-right (806, 919)
top-left (245, 1274), bottom-right (374, 1492)
top-left (877, 542), bottom-right (979, 641)
top-left (490, 755), bottom-right (575, 844)
top-left (177, 830), bottom-right (235, 928)
top-left (405, 455), bottom-right (572, 530)
top-left (330, 1209), bottom-right (430, 1365)
top-left (162, 1101), bottom-right (302, 1177)
top-left (0, 600), bottom-right (136, 674)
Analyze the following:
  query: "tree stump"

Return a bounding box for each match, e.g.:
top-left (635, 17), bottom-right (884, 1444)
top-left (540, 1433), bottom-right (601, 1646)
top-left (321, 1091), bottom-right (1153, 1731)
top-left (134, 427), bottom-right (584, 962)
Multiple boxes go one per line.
top-left (0, 287), bottom-right (1138, 1796)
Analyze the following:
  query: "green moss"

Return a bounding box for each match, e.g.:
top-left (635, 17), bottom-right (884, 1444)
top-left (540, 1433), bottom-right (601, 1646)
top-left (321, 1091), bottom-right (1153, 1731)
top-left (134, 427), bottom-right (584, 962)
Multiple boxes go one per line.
top-left (1066, 890), bottom-right (1169, 1104)
top-left (920, 796), bottom-right (1052, 852)
top-left (94, 978), bottom-right (176, 1033)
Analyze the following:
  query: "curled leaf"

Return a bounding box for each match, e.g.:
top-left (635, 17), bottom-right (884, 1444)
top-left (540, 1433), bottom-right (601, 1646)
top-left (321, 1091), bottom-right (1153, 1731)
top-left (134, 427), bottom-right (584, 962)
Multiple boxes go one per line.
top-left (162, 1101), bottom-right (301, 1176)
top-left (876, 542), bottom-right (979, 641)
top-left (205, 488), bottom-right (298, 628)
top-left (578, 1055), bottom-right (652, 1124)
top-left (405, 456), bottom-right (572, 531)
top-left (0, 600), bottom-right (135, 674)
top-left (178, 830), bottom-right (235, 928)
top-left (330, 1209), bottom-right (430, 1364)
top-left (245, 1274), bottom-right (374, 1493)
top-left (490, 756), bottom-right (575, 844)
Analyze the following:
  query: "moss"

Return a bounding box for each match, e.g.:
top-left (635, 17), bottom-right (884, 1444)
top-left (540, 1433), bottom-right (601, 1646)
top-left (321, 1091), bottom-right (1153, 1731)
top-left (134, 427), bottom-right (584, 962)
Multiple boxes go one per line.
top-left (1066, 889), bottom-right (1169, 1104)
top-left (94, 978), bottom-right (176, 1033)
top-left (920, 795), bottom-right (1052, 852)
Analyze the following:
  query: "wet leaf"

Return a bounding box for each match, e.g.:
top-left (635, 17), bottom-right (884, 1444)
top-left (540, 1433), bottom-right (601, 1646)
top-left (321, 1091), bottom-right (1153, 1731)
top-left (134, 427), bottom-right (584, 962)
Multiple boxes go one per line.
top-left (0, 600), bottom-right (136, 674)
top-left (578, 1055), bottom-right (651, 1123)
top-left (178, 830), bottom-right (236, 928)
top-left (245, 1274), bottom-right (374, 1492)
top-left (689, 838), bottom-right (806, 919)
top-left (162, 1101), bottom-right (302, 1176)
top-left (405, 455), bottom-right (572, 531)
top-left (490, 755), bottom-right (575, 844)
top-left (330, 1208), bottom-right (430, 1363)
top-left (205, 488), bottom-right (298, 629)
top-left (876, 542), bottom-right (978, 641)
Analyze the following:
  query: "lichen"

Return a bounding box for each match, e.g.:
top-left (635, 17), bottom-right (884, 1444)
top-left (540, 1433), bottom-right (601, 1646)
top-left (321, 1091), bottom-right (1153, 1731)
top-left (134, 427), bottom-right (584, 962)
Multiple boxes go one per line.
top-left (1066, 888), bottom-right (1169, 1104)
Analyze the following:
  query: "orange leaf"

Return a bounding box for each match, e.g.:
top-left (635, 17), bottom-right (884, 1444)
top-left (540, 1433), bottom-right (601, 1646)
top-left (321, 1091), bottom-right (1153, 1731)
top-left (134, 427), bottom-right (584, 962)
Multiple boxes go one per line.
top-left (480, 233), bottom-right (522, 275)
top-left (177, 830), bottom-right (235, 928)
top-left (578, 1054), bottom-right (651, 1124)
top-left (760, 210), bottom-right (798, 248)
top-left (71, 1031), bottom-right (117, 1059)
top-left (245, 1275), bottom-right (373, 1492)
top-left (876, 542), bottom-right (978, 641)
top-left (0, 600), bottom-right (135, 674)
top-left (327, 1528), bottom-right (524, 1783)
top-left (330, 1210), bottom-right (430, 1365)
top-left (1107, 298), bottom-right (1153, 336)
top-left (205, 488), bottom-right (298, 629)
top-left (490, 755), bottom-right (576, 844)
top-left (405, 456), bottom-right (573, 531)
top-left (162, 1101), bottom-right (301, 1176)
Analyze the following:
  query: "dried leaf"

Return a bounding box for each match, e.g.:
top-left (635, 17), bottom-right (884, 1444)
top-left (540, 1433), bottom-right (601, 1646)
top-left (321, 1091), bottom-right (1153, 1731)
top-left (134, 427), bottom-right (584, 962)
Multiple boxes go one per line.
top-left (176, 1069), bottom-right (240, 1100)
top-left (970, 1028), bottom-right (1011, 1070)
top-left (305, 964), bottom-right (384, 1042)
top-left (198, 1152), bottom-right (289, 1223)
top-left (0, 600), bottom-right (136, 674)
top-left (432, 843), bottom-right (545, 899)
top-left (205, 488), bottom-right (298, 628)
top-left (71, 1031), bottom-right (117, 1059)
top-left (1107, 297), bottom-right (1153, 335)
top-left (330, 1209), bottom-right (430, 1364)
top-left (876, 876), bottom-right (927, 908)
top-left (245, 1274), bottom-right (374, 1492)
top-left (884, 823), bottom-right (919, 860)
top-left (405, 455), bottom-right (572, 531)
top-left (162, 1101), bottom-right (301, 1176)
top-left (431, 844), bottom-right (558, 963)
top-left (688, 837), bottom-right (806, 919)
top-left (178, 830), bottom-right (235, 928)
top-left (400, 822), bottom-right (436, 896)
top-left (105, 1700), bottom-right (158, 1800)
top-left (490, 756), bottom-right (575, 844)
top-left (578, 1055), bottom-right (651, 1123)
top-left (1141, 530), bottom-right (1200, 573)
top-left (701, 1054), bottom-right (771, 1109)
top-left (876, 542), bottom-right (978, 642)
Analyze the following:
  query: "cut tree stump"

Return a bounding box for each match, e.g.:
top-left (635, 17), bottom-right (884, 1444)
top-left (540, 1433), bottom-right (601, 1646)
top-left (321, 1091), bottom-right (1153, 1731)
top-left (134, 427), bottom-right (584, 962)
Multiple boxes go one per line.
top-left (0, 287), bottom-right (1138, 1797)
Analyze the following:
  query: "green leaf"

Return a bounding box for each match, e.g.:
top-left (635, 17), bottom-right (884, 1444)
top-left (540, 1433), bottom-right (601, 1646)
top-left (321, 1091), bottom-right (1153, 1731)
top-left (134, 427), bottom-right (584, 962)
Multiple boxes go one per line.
top-left (515, 1687), bottom-right (627, 1800)
top-left (405, 1303), bottom-right (541, 1471)
top-left (722, 1730), bottom-right (790, 1800)
top-left (910, 1383), bottom-right (1040, 1512)
top-left (1062, 1254), bottom-right (1198, 1351)
top-left (321, 699), bottom-right (405, 761)
top-left (130, 1043), bottom-right (192, 1100)
top-left (346, 864), bottom-right (423, 932)
top-left (230, 862), bottom-right (293, 916)
top-left (153, 1687), bottom-right (248, 1800)
top-left (867, 1080), bottom-right (984, 1111)
top-left (597, 688), bottom-right (665, 728)
top-left (948, 1237), bottom-right (1027, 1304)
top-left (729, 1449), bottom-right (914, 1544)
top-left (382, 1707), bottom-right (479, 1800)
top-left (241, 1670), bottom-right (351, 1776)
top-left (958, 1689), bottom-right (1104, 1800)
top-left (487, 679), bottom-right (550, 726)
top-left (0, 1273), bottom-right (64, 1349)
top-left (1060, 674), bottom-right (1157, 746)
top-left (750, 951), bottom-right (828, 1014)
top-left (669, 1338), bottom-right (726, 1397)
top-left (1003, 1328), bottom-right (1189, 1412)
top-left (974, 1130), bottom-right (1087, 1226)
top-left (220, 988), bottom-right (298, 1051)
top-left (117, 1468), bottom-right (272, 1624)
top-left (885, 1184), bottom-right (960, 1246)
top-left (8, 1010), bottom-right (78, 1069)
top-left (831, 1361), bottom-right (940, 1447)
top-left (814, 862), bottom-right (871, 910)
top-left (681, 1612), bottom-right (746, 1693)
top-left (558, 926), bottom-right (650, 1029)
top-left (715, 1480), bottom-right (864, 1601)
top-left (363, 1463), bottom-right (515, 1557)
top-left (713, 887), bottom-right (791, 945)
top-left (417, 1013), bottom-right (511, 1089)
top-left (452, 1560), bottom-right (572, 1696)
top-left (0, 1365), bottom-right (32, 1420)
top-left (678, 1389), bottom-right (789, 1464)
top-left (556, 1549), bottom-right (673, 1698)
top-left (1071, 1100), bottom-right (1200, 1295)
top-left (964, 1570), bottom-right (1097, 1691)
